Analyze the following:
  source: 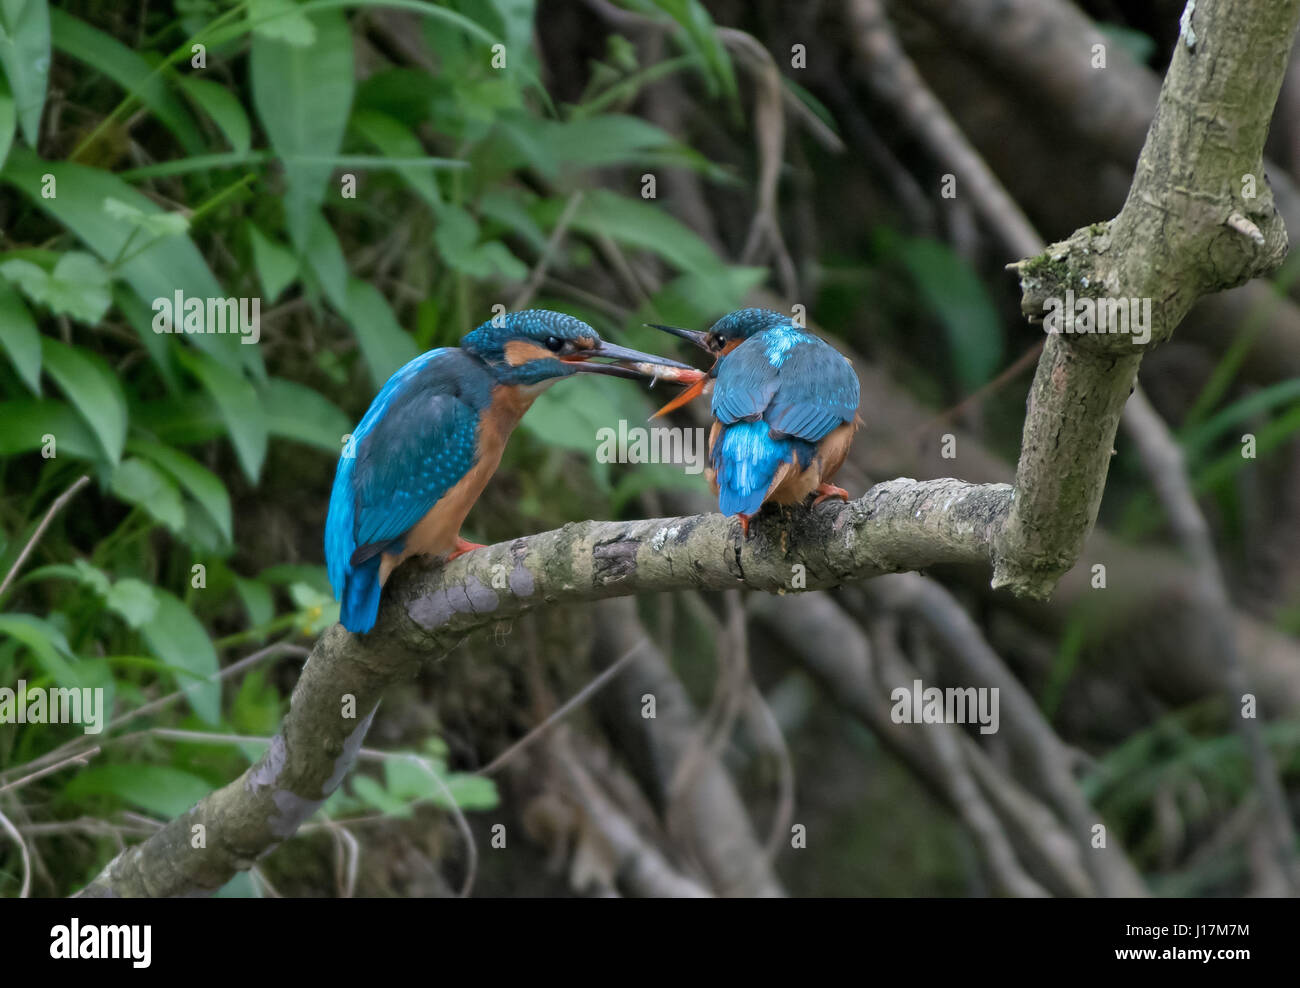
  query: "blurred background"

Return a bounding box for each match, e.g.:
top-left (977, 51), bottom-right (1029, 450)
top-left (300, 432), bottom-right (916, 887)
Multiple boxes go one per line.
top-left (1, 0), bottom-right (1299, 897)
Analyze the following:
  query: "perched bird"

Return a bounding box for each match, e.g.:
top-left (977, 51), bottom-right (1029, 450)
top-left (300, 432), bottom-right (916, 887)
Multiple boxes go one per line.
top-left (650, 308), bottom-right (861, 536)
top-left (327, 309), bottom-right (701, 632)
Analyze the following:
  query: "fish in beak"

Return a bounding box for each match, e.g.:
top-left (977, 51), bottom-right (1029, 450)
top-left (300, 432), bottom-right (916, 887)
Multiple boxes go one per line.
top-left (644, 323), bottom-right (738, 417)
top-left (561, 341), bottom-right (705, 383)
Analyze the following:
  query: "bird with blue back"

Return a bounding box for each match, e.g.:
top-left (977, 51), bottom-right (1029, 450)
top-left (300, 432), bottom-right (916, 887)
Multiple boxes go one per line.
top-left (649, 308), bottom-right (862, 537)
top-left (326, 309), bottom-right (703, 633)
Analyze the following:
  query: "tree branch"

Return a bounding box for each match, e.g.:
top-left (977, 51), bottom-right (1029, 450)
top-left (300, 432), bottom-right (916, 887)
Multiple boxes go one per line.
top-left (78, 480), bottom-right (1007, 896)
top-left (993, 0), bottom-right (1299, 596)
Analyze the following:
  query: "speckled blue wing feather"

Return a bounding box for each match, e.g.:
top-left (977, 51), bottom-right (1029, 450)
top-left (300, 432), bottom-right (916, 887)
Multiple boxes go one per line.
top-left (712, 330), bottom-right (859, 440)
top-left (351, 392), bottom-right (480, 553)
top-left (711, 344), bottom-right (780, 424)
top-left (326, 348), bottom-right (489, 632)
top-left (765, 340), bottom-right (859, 441)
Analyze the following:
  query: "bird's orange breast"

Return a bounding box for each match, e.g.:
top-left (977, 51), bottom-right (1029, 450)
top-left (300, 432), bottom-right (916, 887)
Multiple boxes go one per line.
top-left (377, 386), bottom-right (535, 585)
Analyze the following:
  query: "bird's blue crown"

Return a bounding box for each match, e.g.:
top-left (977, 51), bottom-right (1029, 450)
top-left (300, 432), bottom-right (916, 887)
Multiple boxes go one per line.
top-left (708, 307), bottom-right (799, 341)
top-left (461, 309), bottom-right (599, 385)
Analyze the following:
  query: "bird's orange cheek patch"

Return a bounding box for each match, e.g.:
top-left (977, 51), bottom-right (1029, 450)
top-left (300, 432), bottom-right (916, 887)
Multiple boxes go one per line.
top-left (504, 340), bottom-right (555, 366)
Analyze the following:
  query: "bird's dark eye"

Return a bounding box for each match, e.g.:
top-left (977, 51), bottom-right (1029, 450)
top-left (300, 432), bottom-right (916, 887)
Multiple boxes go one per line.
top-left (545, 336), bottom-right (565, 352)
top-left (709, 333), bottom-right (726, 352)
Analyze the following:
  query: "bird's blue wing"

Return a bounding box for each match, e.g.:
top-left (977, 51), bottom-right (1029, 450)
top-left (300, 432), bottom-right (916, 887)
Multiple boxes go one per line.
top-left (350, 389), bottom-right (481, 558)
top-left (765, 339), bottom-right (859, 442)
top-left (325, 348), bottom-right (485, 628)
top-left (712, 333), bottom-right (859, 441)
top-left (711, 342), bottom-right (781, 424)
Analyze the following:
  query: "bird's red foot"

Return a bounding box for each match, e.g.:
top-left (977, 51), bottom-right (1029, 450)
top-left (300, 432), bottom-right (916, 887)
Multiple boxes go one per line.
top-left (447, 537), bottom-right (487, 562)
top-left (738, 513), bottom-right (752, 539)
top-left (812, 483), bottom-right (850, 506)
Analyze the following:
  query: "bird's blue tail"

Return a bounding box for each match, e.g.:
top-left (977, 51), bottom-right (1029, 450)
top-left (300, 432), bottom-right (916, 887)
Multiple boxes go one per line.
top-left (340, 556), bottom-right (384, 633)
top-left (712, 421), bottom-right (810, 517)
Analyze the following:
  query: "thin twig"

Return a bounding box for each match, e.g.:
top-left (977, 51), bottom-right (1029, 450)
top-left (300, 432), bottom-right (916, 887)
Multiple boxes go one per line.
top-left (0, 475), bottom-right (91, 601)
top-left (0, 746), bottom-right (101, 796)
top-left (479, 638), bottom-right (650, 776)
top-left (512, 190), bottom-right (584, 310)
top-left (0, 806), bottom-right (33, 897)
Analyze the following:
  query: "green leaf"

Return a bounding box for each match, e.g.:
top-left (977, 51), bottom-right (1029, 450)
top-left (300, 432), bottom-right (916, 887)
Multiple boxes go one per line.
top-left (288, 580), bottom-right (337, 634)
top-left (0, 0), bottom-right (50, 145)
top-left (251, 5), bottom-right (354, 249)
top-left (563, 189), bottom-right (723, 275)
top-left (351, 773), bottom-right (411, 817)
top-left (633, 266), bottom-right (768, 329)
top-left (230, 668), bottom-right (281, 736)
top-left (1179, 379), bottom-right (1300, 463)
top-left (0, 613), bottom-right (80, 687)
top-left (103, 197), bottom-right (190, 238)
top-left (175, 347), bottom-right (267, 482)
top-left (113, 285), bottom-right (180, 392)
top-left (128, 438), bottom-right (233, 544)
top-left (0, 398), bottom-right (99, 459)
top-left (258, 562), bottom-right (330, 595)
top-left (1, 146), bottom-right (252, 373)
top-left (383, 756), bottom-right (498, 811)
top-left (139, 590), bottom-right (221, 724)
top-left (0, 251), bottom-right (111, 323)
top-left (344, 278), bottom-right (419, 391)
top-left (435, 772), bottom-right (499, 810)
top-left (63, 764), bottom-right (213, 818)
top-left (300, 210), bottom-right (349, 312)
top-left (646, 0), bottom-right (736, 100)
top-left (350, 108), bottom-right (441, 209)
top-left (260, 376), bottom-right (351, 452)
top-left (178, 75), bottom-right (251, 155)
top-left (234, 576), bottom-right (274, 630)
top-left (484, 0), bottom-right (535, 56)
top-left (110, 457), bottom-right (186, 533)
top-left (67, 562), bottom-right (158, 628)
top-left (246, 222), bottom-right (298, 303)
top-left (0, 74), bottom-right (14, 170)
top-left (893, 236), bottom-right (1004, 390)
top-left (103, 578), bottom-right (158, 629)
top-left (479, 187), bottom-right (546, 253)
top-left (0, 278), bottom-right (40, 392)
top-left (433, 205), bottom-right (527, 281)
top-left (71, 558), bottom-right (110, 596)
top-left (248, 0), bottom-right (317, 46)
top-left (40, 337), bottom-right (127, 463)
top-left (49, 7), bottom-right (203, 153)
top-left (499, 113), bottom-right (687, 176)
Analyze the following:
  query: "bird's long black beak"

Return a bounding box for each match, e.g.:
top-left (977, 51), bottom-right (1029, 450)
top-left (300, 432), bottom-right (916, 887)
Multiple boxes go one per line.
top-left (646, 323), bottom-right (711, 350)
top-left (563, 342), bottom-right (704, 383)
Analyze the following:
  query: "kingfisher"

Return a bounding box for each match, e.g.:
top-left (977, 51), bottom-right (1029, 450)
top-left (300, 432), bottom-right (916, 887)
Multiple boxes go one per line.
top-left (326, 309), bottom-right (702, 632)
top-left (649, 308), bottom-right (861, 537)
